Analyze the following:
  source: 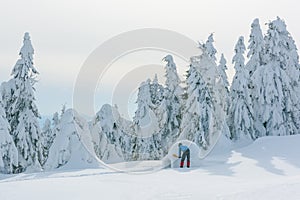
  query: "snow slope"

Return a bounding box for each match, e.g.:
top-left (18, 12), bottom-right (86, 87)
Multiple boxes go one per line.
top-left (1, 135), bottom-right (300, 200)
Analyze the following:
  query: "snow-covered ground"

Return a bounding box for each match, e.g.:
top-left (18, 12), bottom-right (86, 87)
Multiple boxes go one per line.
top-left (1, 135), bottom-right (300, 200)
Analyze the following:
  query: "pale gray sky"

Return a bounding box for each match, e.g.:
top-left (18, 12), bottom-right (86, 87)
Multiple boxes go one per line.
top-left (0, 0), bottom-right (299, 117)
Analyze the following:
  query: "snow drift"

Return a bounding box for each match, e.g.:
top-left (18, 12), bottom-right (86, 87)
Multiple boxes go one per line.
top-left (2, 134), bottom-right (300, 200)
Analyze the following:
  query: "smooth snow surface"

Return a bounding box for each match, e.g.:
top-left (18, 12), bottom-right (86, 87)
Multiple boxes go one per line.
top-left (1, 135), bottom-right (300, 199)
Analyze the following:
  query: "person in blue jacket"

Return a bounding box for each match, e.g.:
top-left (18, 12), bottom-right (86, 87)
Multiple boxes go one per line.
top-left (178, 143), bottom-right (190, 168)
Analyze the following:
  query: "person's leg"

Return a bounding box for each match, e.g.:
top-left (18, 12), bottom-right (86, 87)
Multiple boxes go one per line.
top-left (180, 155), bottom-right (184, 168)
top-left (180, 150), bottom-right (187, 168)
top-left (180, 161), bottom-right (184, 168)
top-left (187, 150), bottom-right (190, 168)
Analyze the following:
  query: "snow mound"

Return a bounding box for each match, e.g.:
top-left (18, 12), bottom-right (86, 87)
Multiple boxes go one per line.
top-left (45, 109), bottom-right (101, 170)
top-left (207, 132), bottom-right (234, 157)
top-left (237, 135), bottom-right (300, 167)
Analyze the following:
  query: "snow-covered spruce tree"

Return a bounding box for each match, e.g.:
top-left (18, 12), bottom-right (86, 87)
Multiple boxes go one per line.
top-left (252, 18), bottom-right (300, 136)
top-left (45, 109), bottom-right (98, 170)
top-left (204, 33), bottom-right (217, 61)
top-left (149, 74), bottom-right (164, 106)
top-left (179, 62), bottom-right (213, 149)
top-left (133, 79), bottom-right (158, 132)
top-left (196, 34), bottom-right (230, 140)
top-left (149, 74), bottom-right (172, 156)
top-left (40, 111), bottom-right (61, 166)
top-left (131, 79), bottom-right (162, 160)
top-left (46, 104), bottom-right (67, 157)
top-left (90, 104), bottom-right (132, 163)
top-left (157, 55), bottom-right (183, 154)
top-left (246, 18), bottom-right (265, 76)
top-left (265, 17), bottom-right (300, 120)
top-left (245, 18), bottom-right (265, 128)
top-left (51, 112), bottom-right (60, 143)
top-left (198, 34), bottom-right (222, 98)
top-left (4, 33), bottom-right (43, 172)
top-left (265, 17), bottom-right (300, 88)
top-left (52, 112), bottom-right (60, 127)
top-left (217, 53), bottom-right (230, 114)
top-left (0, 101), bottom-right (18, 173)
top-left (179, 34), bottom-right (230, 149)
top-left (40, 119), bottom-right (55, 165)
top-left (60, 104), bottom-right (66, 118)
top-left (228, 36), bottom-right (255, 141)
top-left (218, 54), bottom-right (230, 90)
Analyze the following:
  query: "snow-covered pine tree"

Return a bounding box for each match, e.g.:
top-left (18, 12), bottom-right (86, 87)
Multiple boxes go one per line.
top-left (229, 36), bottom-right (255, 141)
top-left (195, 34), bottom-right (230, 141)
top-left (197, 33), bottom-right (221, 97)
top-left (179, 62), bottom-right (213, 149)
top-left (203, 33), bottom-right (217, 61)
top-left (246, 18), bottom-right (265, 76)
top-left (133, 79), bottom-right (158, 133)
top-left (131, 79), bottom-right (162, 160)
top-left (4, 33), bottom-right (43, 172)
top-left (245, 18), bottom-right (265, 130)
top-left (0, 101), bottom-right (18, 173)
top-left (40, 119), bottom-right (54, 165)
top-left (52, 112), bottom-right (60, 127)
top-left (130, 130), bottom-right (162, 161)
top-left (50, 112), bottom-right (60, 147)
top-left (148, 74), bottom-right (168, 158)
top-left (157, 55), bottom-right (183, 154)
top-left (46, 105), bottom-right (67, 157)
top-left (90, 104), bottom-right (132, 163)
top-left (149, 74), bottom-right (164, 106)
top-left (217, 54), bottom-right (230, 114)
top-left (264, 17), bottom-right (300, 88)
top-left (179, 36), bottom-right (223, 148)
top-left (218, 54), bottom-right (230, 89)
top-left (265, 17), bottom-right (300, 128)
top-left (60, 104), bottom-right (66, 118)
top-left (252, 17), bottom-right (300, 136)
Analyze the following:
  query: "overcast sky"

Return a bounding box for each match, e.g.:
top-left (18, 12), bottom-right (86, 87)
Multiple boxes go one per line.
top-left (1, 0), bottom-right (299, 117)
